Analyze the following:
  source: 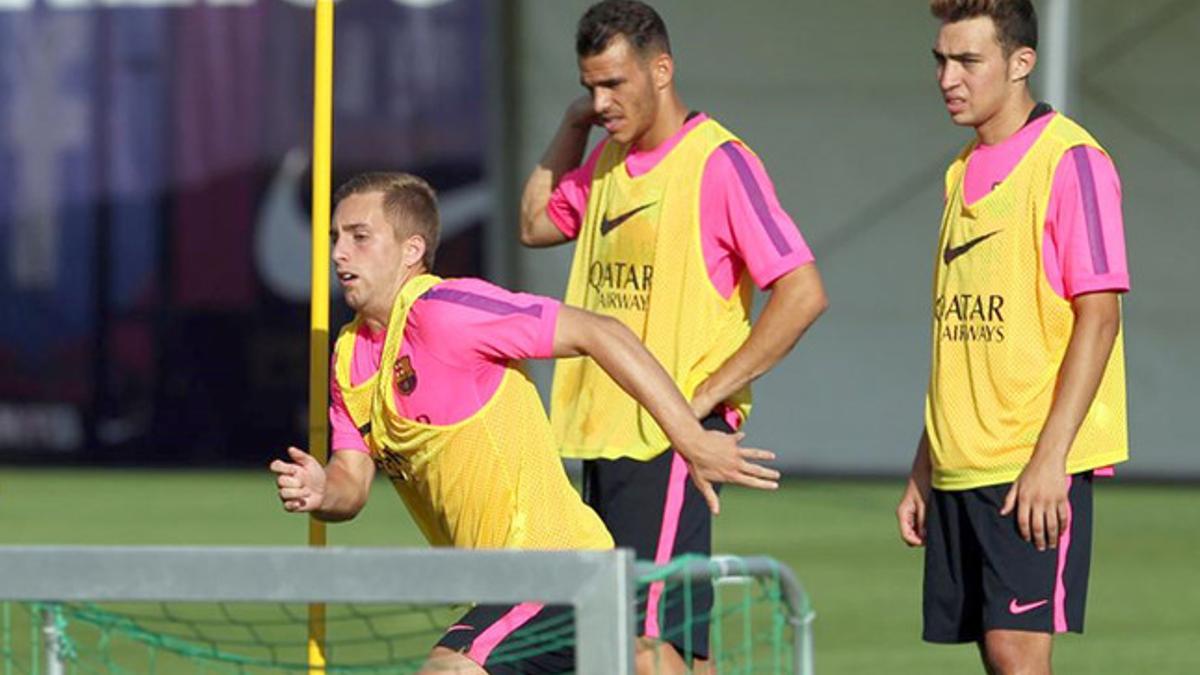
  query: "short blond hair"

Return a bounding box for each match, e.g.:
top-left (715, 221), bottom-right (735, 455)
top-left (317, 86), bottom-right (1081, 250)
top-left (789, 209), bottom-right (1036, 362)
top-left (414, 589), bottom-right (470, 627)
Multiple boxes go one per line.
top-left (333, 172), bottom-right (440, 270)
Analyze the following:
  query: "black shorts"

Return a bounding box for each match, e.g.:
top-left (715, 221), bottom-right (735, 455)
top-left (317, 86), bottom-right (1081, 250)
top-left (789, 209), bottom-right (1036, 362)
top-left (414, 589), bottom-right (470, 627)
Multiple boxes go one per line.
top-left (581, 413), bottom-right (730, 660)
top-left (923, 471), bottom-right (1095, 643)
top-left (436, 603), bottom-right (574, 674)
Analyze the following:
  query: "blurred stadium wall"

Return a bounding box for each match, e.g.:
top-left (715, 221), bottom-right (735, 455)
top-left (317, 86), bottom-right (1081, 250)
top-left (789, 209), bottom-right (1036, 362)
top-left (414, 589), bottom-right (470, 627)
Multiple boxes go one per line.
top-left (0, 0), bottom-right (495, 465)
top-left (0, 0), bottom-right (1195, 477)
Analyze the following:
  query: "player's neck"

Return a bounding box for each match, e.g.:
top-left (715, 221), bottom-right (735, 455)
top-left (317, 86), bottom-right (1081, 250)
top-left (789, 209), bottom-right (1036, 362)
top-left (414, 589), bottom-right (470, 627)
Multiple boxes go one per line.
top-left (975, 90), bottom-right (1037, 146)
top-left (362, 315), bottom-right (387, 335)
top-left (362, 265), bottom-right (427, 333)
top-left (633, 93), bottom-right (688, 153)
top-left (361, 309), bottom-right (388, 334)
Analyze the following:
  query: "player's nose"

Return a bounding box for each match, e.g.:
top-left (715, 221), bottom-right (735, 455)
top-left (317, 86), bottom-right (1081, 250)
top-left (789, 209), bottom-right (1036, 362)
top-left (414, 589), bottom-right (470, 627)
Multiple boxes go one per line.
top-left (592, 90), bottom-right (611, 115)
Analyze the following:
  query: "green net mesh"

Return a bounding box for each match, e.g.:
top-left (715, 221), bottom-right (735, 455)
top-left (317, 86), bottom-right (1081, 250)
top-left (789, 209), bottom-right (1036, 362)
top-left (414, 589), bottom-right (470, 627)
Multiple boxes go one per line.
top-left (2, 555), bottom-right (809, 673)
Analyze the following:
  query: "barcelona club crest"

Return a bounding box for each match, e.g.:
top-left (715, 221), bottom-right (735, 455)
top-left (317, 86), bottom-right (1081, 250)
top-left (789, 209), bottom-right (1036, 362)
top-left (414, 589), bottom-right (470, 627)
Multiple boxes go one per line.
top-left (393, 355), bottom-right (418, 395)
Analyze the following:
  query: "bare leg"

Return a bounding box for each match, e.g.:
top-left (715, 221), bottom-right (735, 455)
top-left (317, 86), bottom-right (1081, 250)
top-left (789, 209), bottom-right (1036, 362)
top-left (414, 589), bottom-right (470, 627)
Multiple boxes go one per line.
top-left (981, 629), bottom-right (1052, 675)
top-left (976, 640), bottom-right (999, 675)
top-left (417, 646), bottom-right (487, 675)
top-left (635, 636), bottom-right (687, 675)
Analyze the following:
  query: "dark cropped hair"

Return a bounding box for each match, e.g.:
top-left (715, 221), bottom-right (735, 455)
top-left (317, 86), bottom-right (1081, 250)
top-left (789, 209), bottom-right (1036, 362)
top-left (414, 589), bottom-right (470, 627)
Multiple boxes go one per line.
top-left (576, 0), bottom-right (671, 58)
top-left (333, 172), bottom-right (440, 270)
top-left (930, 0), bottom-right (1038, 54)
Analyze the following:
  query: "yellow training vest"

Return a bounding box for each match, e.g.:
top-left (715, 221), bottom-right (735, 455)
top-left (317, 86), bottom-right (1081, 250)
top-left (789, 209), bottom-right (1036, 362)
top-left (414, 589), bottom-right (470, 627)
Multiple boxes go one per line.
top-left (334, 274), bottom-right (613, 550)
top-left (552, 118), bottom-right (754, 461)
top-left (926, 114), bottom-right (1129, 490)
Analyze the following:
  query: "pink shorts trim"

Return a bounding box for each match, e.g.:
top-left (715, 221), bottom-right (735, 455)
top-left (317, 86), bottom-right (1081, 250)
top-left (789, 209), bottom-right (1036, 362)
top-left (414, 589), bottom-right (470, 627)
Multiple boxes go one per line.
top-left (465, 602), bottom-right (544, 665)
top-left (1053, 475), bottom-right (1074, 632)
top-left (643, 451), bottom-right (690, 638)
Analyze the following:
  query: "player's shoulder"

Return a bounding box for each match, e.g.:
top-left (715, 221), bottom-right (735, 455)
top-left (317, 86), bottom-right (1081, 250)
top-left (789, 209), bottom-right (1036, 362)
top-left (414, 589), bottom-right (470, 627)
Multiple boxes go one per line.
top-left (1047, 116), bottom-right (1119, 185)
top-left (426, 277), bottom-right (499, 295)
top-left (1048, 112), bottom-right (1096, 138)
top-left (415, 277), bottom-right (502, 314)
top-left (703, 136), bottom-right (767, 181)
top-left (1045, 113), bottom-right (1108, 156)
top-left (1052, 143), bottom-right (1118, 178)
top-left (415, 277), bottom-right (545, 320)
top-left (695, 113), bottom-right (738, 138)
top-left (405, 279), bottom-right (498, 347)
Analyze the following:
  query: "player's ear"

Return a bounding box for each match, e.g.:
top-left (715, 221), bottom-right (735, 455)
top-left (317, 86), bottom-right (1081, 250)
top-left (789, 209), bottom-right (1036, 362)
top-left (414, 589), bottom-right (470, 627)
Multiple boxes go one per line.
top-left (401, 233), bottom-right (426, 269)
top-left (1009, 45), bottom-right (1036, 83)
top-left (649, 51), bottom-right (673, 91)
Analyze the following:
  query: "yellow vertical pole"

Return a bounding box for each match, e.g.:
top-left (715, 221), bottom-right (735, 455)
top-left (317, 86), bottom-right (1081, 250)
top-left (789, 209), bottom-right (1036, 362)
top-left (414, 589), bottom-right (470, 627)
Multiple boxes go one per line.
top-left (308, 0), bottom-right (334, 672)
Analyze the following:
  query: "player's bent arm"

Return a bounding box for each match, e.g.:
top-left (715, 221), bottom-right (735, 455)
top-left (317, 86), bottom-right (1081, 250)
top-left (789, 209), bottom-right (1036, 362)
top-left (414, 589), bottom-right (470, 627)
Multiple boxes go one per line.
top-left (313, 450), bottom-right (377, 522)
top-left (552, 307), bottom-right (701, 448)
top-left (552, 306), bottom-right (780, 511)
top-left (519, 97), bottom-right (594, 248)
top-left (692, 263), bottom-right (828, 417)
top-left (1001, 291), bottom-right (1121, 549)
top-left (270, 447), bottom-right (375, 522)
top-left (1030, 291), bottom-right (1122, 465)
top-left (519, 209), bottom-right (571, 249)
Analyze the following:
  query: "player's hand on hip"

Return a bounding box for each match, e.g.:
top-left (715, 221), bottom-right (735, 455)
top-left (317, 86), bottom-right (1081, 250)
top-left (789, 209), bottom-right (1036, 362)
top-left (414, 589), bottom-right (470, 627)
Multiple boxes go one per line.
top-left (1001, 455), bottom-right (1070, 552)
top-left (269, 446), bottom-right (327, 513)
top-left (896, 477), bottom-right (928, 547)
top-left (684, 431), bottom-right (779, 515)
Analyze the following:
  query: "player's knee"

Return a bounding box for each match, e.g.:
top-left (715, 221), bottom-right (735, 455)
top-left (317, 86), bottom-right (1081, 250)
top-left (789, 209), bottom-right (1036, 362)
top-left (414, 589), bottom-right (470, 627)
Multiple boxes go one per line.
top-left (635, 637), bottom-right (686, 675)
top-left (982, 631), bottom-right (1051, 675)
top-left (417, 646), bottom-right (486, 674)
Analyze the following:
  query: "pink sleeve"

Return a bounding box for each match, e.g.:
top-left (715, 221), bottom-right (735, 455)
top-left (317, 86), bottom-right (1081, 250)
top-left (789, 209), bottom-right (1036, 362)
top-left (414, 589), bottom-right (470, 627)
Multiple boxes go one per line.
top-left (701, 142), bottom-right (815, 293)
top-left (328, 350), bottom-right (369, 453)
top-left (545, 141), bottom-right (606, 239)
top-left (416, 279), bottom-right (562, 363)
top-left (1045, 146), bottom-right (1130, 299)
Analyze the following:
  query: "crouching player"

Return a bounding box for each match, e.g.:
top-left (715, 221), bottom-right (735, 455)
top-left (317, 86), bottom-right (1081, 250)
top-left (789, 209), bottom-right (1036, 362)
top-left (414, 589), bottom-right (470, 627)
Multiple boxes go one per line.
top-left (271, 172), bottom-right (780, 674)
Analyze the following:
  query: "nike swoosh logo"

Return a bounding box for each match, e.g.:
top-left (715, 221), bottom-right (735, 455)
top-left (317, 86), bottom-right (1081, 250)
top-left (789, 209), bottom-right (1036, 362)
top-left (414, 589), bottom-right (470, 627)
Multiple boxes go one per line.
top-left (943, 230), bottom-right (1001, 265)
top-left (1008, 598), bottom-right (1048, 615)
top-left (255, 148), bottom-right (317, 302)
top-left (599, 202), bottom-right (655, 236)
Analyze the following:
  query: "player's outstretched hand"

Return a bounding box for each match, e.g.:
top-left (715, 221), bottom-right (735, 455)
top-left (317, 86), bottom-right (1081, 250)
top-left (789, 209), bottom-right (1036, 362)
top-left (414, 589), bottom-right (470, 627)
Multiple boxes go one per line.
top-left (682, 431), bottom-right (779, 515)
top-left (269, 446), bottom-right (327, 513)
top-left (896, 477), bottom-right (928, 547)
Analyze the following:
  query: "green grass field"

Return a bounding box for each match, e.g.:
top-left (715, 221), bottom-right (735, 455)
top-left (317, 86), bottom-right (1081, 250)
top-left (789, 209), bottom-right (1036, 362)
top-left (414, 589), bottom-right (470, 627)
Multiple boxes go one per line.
top-left (1, 469), bottom-right (1197, 673)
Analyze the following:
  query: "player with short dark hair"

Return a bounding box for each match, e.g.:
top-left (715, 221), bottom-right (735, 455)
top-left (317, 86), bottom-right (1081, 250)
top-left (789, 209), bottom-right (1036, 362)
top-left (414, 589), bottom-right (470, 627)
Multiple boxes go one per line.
top-left (520, 0), bottom-right (828, 667)
top-left (271, 172), bottom-right (779, 674)
top-left (897, 2), bottom-right (1130, 673)
top-left (575, 0), bottom-right (671, 58)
